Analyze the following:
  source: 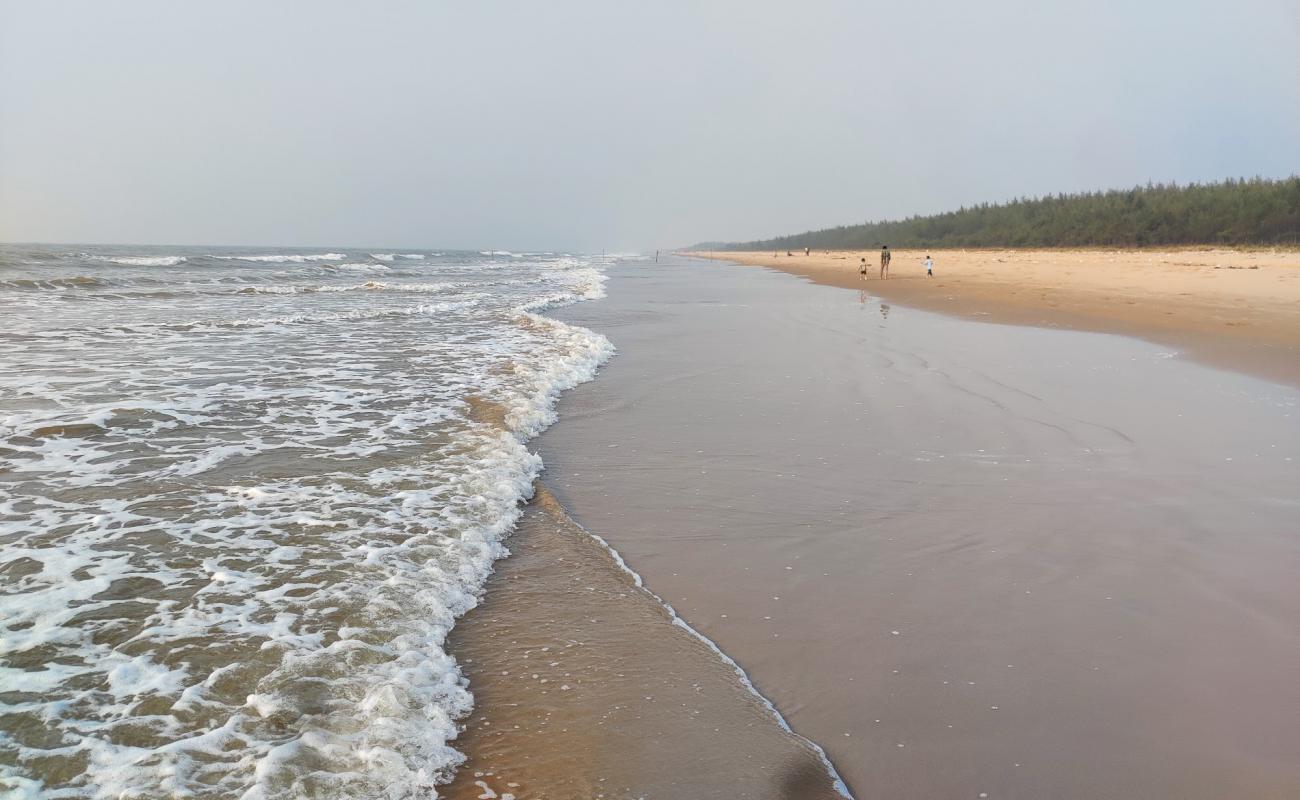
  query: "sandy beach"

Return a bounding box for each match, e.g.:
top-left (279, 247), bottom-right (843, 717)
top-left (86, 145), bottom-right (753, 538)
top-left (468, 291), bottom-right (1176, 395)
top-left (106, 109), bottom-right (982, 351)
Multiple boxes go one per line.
top-left (687, 248), bottom-right (1300, 386)
top-left (9, 4), bottom-right (1298, 798)
top-left (442, 488), bottom-right (846, 800)
top-left (447, 254), bottom-right (1299, 798)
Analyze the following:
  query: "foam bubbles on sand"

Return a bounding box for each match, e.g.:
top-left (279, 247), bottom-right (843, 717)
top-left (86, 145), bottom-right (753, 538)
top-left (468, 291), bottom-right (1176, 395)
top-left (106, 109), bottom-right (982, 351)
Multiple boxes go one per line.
top-left (0, 247), bottom-right (614, 798)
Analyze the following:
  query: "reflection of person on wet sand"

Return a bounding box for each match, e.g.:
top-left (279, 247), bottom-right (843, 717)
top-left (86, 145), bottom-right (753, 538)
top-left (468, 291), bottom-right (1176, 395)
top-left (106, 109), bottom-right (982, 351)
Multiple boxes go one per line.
top-left (879, 245), bottom-right (891, 279)
top-left (880, 302), bottom-right (890, 319)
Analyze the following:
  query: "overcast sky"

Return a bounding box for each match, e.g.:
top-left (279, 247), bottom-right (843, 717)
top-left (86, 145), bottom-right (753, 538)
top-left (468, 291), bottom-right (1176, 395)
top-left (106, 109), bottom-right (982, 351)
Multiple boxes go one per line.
top-left (1, 1), bottom-right (1296, 251)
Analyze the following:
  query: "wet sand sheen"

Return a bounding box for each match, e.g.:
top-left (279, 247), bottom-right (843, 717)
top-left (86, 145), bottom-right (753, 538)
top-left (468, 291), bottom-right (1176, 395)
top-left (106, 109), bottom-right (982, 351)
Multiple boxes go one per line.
top-left (443, 486), bottom-right (847, 799)
top-left (689, 248), bottom-right (1300, 387)
top-left (449, 254), bottom-right (1299, 798)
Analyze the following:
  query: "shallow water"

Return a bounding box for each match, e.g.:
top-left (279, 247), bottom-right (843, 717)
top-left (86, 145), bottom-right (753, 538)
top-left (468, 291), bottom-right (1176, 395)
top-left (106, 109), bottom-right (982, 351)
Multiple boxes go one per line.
top-left (0, 245), bottom-right (615, 798)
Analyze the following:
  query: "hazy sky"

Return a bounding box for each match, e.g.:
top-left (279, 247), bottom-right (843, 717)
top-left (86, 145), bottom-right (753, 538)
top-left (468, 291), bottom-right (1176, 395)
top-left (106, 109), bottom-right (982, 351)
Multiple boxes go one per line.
top-left (1, 1), bottom-right (1297, 251)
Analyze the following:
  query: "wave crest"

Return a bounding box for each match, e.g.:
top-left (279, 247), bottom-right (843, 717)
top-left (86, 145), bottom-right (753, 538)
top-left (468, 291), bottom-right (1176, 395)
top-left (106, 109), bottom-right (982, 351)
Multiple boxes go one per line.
top-left (90, 255), bottom-right (187, 267)
top-left (212, 253), bottom-right (346, 263)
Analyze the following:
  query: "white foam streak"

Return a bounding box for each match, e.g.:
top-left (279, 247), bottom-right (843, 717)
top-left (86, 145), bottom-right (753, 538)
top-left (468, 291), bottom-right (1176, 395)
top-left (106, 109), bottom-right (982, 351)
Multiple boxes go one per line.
top-left (575, 525), bottom-right (853, 798)
top-left (90, 255), bottom-right (188, 267)
top-left (236, 281), bottom-right (460, 295)
top-left (213, 253), bottom-right (346, 263)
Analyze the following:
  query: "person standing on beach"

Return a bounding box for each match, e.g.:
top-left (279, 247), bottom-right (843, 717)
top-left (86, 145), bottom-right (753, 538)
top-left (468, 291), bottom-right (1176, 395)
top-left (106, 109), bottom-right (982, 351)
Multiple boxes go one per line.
top-left (859, 257), bottom-right (868, 279)
top-left (880, 245), bottom-right (891, 279)
top-left (924, 254), bottom-right (933, 277)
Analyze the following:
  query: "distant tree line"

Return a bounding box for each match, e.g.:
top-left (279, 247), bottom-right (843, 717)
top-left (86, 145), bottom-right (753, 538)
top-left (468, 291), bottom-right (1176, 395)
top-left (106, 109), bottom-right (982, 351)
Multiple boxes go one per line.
top-left (703, 177), bottom-right (1300, 250)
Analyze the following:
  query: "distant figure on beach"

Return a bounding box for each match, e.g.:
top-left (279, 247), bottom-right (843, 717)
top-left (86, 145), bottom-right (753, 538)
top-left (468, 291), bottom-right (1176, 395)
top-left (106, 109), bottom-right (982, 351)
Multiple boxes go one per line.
top-left (786, 251), bottom-right (793, 256)
top-left (880, 245), bottom-right (891, 279)
top-left (924, 254), bottom-right (933, 277)
top-left (859, 257), bottom-right (868, 278)
top-left (804, 246), bottom-right (810, 256)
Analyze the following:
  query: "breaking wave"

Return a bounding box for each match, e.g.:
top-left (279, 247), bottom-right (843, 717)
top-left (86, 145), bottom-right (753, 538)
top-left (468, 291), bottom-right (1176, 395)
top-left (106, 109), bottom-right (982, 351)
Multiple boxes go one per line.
top-left (89, 255), bottom-right (188, 267)
top-left (0, 247), bottom-right (615, 799)
top-left (212, 253), bottom-right (347, 263)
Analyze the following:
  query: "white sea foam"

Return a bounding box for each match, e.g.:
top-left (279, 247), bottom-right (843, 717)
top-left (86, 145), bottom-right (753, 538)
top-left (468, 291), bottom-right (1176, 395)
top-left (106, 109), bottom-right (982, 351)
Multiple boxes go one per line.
top-left (219, 299), bottom-right (483, 329)
top-left (236, 281), bottom-right (460, 296)
top-left (334, 262), bottom-right (392, 273)
top-left (105, 299), bottom-right (483, 339)
top-left (0, 249), bottom-right (616, 798)
top-left (370, 281), bottom-right (461, 292)
top-left (89, 255), bottom-right (188, 267)
top-left (1, 276), bottom-right (111, 290)
top-left (213, 253), bottom-right (347, 263)
top-left (236, 284), bottom-right (300, 294)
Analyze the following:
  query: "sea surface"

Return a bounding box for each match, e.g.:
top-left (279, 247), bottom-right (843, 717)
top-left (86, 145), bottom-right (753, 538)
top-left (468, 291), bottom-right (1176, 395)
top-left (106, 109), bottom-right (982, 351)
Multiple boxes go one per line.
top-left (0, 244), bottom-right (616, 798)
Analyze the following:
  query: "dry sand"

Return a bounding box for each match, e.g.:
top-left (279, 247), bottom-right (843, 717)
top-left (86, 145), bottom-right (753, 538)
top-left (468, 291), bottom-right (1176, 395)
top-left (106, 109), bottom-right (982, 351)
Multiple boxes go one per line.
top-left (687, 248), bottom-right (1300, 386)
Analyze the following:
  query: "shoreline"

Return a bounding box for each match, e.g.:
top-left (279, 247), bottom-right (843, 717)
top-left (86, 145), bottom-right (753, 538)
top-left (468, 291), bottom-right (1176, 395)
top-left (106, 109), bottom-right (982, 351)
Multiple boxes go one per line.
top-left (444, 267), bottom-right (849, 798)
top-left (442, 484), bottom-right (849, 799)
top-left (684, 247), bottom-right (1300, 386)
top-left (440, 253), bottom-right (1300, 798)
top-left (453, 254), bottom-right (1300, 798)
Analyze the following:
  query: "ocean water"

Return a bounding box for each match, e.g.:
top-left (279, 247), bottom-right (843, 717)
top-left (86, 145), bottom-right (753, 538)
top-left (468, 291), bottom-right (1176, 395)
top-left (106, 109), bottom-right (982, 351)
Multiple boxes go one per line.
top-left (0, 245), bottom-right (616, 798)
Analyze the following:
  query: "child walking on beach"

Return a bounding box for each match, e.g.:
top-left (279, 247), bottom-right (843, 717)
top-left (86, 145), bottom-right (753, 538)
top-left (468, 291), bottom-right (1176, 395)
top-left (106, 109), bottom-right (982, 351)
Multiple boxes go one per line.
top-left (859, 257), bottom-right (868, 278)
top-left (924, 255), bottom-right (933, 277)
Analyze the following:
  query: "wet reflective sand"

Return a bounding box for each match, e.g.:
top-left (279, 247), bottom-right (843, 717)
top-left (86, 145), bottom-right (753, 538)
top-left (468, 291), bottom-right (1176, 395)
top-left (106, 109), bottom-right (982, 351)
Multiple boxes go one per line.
top-left (464, 255), bottom-right (1299, 798)
top-left (443, 487), bottom-right (846, 799)
top-left (695, 248), bottom-right (1300, 387)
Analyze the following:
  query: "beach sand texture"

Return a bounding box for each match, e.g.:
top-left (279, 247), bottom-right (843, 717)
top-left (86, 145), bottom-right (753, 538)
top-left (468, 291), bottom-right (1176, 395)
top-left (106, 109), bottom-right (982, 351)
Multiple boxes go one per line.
top-left (442, 487), bottom-right (846, 800)
top-left (448, 255), bottom-right (1299, 798)
top-left (689, 248), bottom-right (1300, 386)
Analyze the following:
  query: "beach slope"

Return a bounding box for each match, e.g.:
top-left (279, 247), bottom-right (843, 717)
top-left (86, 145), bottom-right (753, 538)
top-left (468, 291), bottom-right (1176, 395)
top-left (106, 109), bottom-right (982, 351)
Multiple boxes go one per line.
top-left (687, 248), bottom-right (1300, 385)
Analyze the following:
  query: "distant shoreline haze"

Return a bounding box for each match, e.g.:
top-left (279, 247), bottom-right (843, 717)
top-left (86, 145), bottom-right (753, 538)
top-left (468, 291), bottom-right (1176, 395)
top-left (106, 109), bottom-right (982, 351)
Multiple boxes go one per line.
top-left (700, 177), bottom-right (1300, 251)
